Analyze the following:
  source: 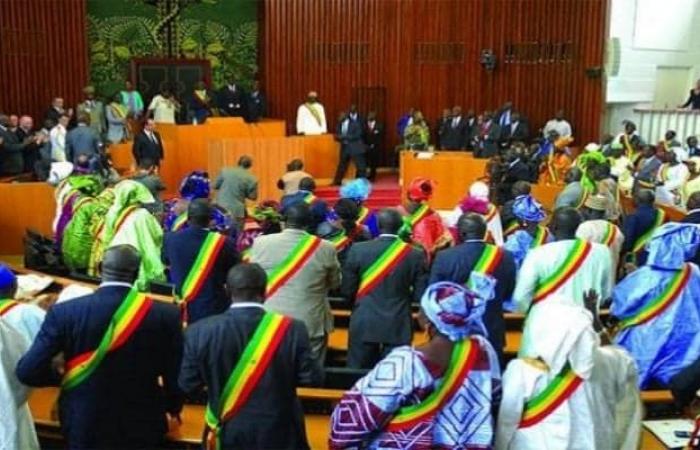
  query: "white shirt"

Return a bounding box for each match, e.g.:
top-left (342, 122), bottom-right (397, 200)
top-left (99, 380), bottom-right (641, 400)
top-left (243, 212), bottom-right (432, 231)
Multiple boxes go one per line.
top-left (543, 118), bottom-right (572, 138)
top-left (656, 163), bottom-right (690, 206)
top-left (49, 124), bottom-right (67, 162)
top-left (444, 204), bottom-right (504, 246)
top-left (296, 102), bottom-right (327, 135)
top-left (0, 303), bottom-right (45, 344)
top-left (148, 95), bottom-right (176, 124)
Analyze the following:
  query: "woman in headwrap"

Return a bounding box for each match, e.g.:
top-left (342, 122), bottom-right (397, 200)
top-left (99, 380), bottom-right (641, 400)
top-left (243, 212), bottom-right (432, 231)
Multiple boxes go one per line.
top-left (339, 178), bottom-right (379, 237)
top-left (236, 200), bottom-right (282, 258)
top-left (496, 301), bottom-right (641, 450)
top-left (445, 181), bottom-right (504, 245)
top-left (503, 194), bottom-right (551, 269)
top-left (53, 174), bottom-right (103, 249)
top-left (163, 171), bottom-right (210, 232)
top-left (318, 198), bottom-right (372, 266)
top-left (62, 187), bottom-right (115, 272)
top-left (329, 281), bottom-right (501, 449)
top-left (89, 180), bottom-right (165, 290)
top-left (612, 223), bottom-right (700, 388)
top-left (399, 177), bottom-right (452, 259)
top-left (402, 110), bottom-right (430, 149)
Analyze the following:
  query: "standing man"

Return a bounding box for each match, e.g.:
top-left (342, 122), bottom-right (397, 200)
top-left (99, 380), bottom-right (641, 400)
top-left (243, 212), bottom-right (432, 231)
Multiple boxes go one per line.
top-left (179, 263), bottom-right (321, 450)
top-left (363, 111), bottom-right (383, 181)
top-left (132, 118), bottom-right (164, 167)
top-left (49, 113), bottom-right (70, 162)
top-left (497, 101), bottom-right (514, 129)
top-left (0, 113), bottom-right (35, 175)
top-left (217, 79), bottom-right (246, 117)
top-left (513, 207), bottom-right (613, 312)
top-left (332, 111), bottom-right (367, 185)
top-left (44, 97), bottom-right (72, 125)
top-left (475, 111), bottom-right (501, 158)
top-left (501, 111), bottom-right (529, 145)
top-left (440, 106), bottom-right (469, 150)
top-left (16, 115), bottom-right (42, 173)
top-left (65, 113), bottom-right (101, 166)
top-left (76, 86), bottom-right (105, 138)
top-left (430, 213), bottom-right (516, 363)
top-left (214, 155), bottom-right (258, 224)
top-left (250, 203), bottom-right (341, 365)
top-left (296, 91), bottom-right (327, 135)
top-left (16, 245), bottom-right (184, 449)
top-left (163, 199), bottom-right (239, 324)
top-left (147, 86), bottom-right (180, 125)
top-left (120, 80), bottom-right (144, 121)
top-left (543, 109), bottom-right (572, 138)
top-left (342, 208), bottom-right (427, 368)
top-left (245, 80), bottom-right (267, 123)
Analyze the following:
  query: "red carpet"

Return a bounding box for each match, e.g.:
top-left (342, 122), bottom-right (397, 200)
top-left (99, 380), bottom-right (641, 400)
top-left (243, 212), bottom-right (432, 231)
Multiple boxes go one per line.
top-left (315, 173), bottom-right (401, 209)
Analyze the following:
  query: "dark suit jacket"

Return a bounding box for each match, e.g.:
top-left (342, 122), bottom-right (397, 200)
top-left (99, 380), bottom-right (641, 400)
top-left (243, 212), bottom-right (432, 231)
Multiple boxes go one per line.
top-left (341, 236), bottom-right (428, 345)
top-left (429, 241), bottom-right (516, 362)
top-left (440, 116), bottom-right (469, 150)
top-left (217, 85), bottom-right (246, 117)
top-left (245, 91), bottom-right (267, 122)
top-left (44, 107), bottom-right (62, 125)
top-left (363, 120), bottom-right (384, 148)
top-left (132, 130), bottom-right (164, 164)
top-left (0, 125), bottom-right (25, 174)
top-left (501, 120), bottom-right (530, 143)
top-left (179, 305), bottom-right (320, 450)
top-left (16, 285), bottom-right (184, 449)
top-left (65, 124), bottom-right (101, 163)
top-left (336, 119), bottom-right (365, 155)
top-left (476, 121), bottom-right (501, 157)
top-left (280, 190), bottom-right (330, 234)
top-left (163, 227), bottom-right (238, 323)
top-left (622, 204), bottom-right (661, 265)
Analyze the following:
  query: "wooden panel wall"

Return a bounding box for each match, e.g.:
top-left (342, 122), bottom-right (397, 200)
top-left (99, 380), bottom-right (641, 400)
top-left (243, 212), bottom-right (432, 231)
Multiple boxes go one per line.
top-left (262, 0), bottom-right (608, 162)
top-left (0, 0), bottom-right (88, 122)
top-left (0, 183), bottom-right (55, 254)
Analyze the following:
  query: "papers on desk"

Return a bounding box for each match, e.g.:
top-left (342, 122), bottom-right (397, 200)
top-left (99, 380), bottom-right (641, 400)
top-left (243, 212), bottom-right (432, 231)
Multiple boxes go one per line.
top-left (643, 419), bottom-right (694, 449)
top-left (415, 151), bottom-right (434, 159)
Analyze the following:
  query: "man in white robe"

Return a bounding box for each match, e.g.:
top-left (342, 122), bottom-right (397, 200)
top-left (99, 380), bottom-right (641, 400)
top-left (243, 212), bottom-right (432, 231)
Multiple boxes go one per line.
top-left (295, 91), bottom-right (327, 135)
top-left (656, 150), bottom-right (690, 206)
top-left (495, 301), bottom-right (641, 450)
top-left (0, 264), bottom-right (45, 343)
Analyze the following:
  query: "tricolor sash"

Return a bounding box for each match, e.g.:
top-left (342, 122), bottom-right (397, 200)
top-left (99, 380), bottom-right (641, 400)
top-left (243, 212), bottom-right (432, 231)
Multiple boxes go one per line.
top-left (194, 90), bottom-right (210, 106)
top-left (72, 196), bottom-right (93, 212)
top-left (62, 289), bottom-right (153, 390)
top-left (659, 163), bottom-right (671, 182)
top-left (519, 363), bottom-right (583, 428)
top-left (109, 103), bottom-right (128, 119)
top-left (387, 338), bottom-right (479, 431)
top-left (171, 213), bottom-right (188, 232)
top-left (622, 134), bottom-right (635, 158)
top-left (0, 299), bottom-right (19, 316)
top-left (484, 204), bottom-right (498, 223)
top-left (266, 234), bottom-right (322, 298)
top-left (205, 312), bottom-right (292, 450)
top-left (618, 263), bottom-right (691, 330)
top-left (601, 222), bottom-right (618, 247)
top-left (356, 238), bottom-right (412, 299)
top-left (529, 226), bottom-right (550, 249)
top-left (575, 188), bottom-right (590, 210)
top-left (303, 192), bottom-right (317, 204)
top-left (303, 103), bottom-right (323, 127)
top-left (631, 209), bottom-right (666, 256)
top-left (533, 240), bottom-right (592, 303)
top-left (178, 232), bottom-right (228, 306)
top-left (471, 244), bottom-right (503, 277)
top-left (504, 220), bottom-right (521, 237)
top-left (408, 203), bottom-right (431, 227)
top-left (329, 231), bottom-right (352, 251)
top-left (357, 206), bottom-right (371, 227)
top-left (240, 248), bottom-right (251, 263)
top-left (113, 205), bottom-right (139, 236)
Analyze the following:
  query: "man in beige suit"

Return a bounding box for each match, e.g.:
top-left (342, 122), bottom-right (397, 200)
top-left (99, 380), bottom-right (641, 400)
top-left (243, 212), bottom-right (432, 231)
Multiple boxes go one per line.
top-left (250, 203), bottom-right (341, 364)
top-left (214, 155), bottom-right (258, 223)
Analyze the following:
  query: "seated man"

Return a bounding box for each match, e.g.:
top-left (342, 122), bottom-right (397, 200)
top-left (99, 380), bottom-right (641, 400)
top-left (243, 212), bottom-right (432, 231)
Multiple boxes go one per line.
top-left (496, 301), bottom-right (641, 450)
top-left (612, 223), bottom-right (700, 388)
top-left (280, 176), bottom-right (330, 234)
top-left (656, 148), bottom-right (689, 206)
top-left (503, 194), bottom-right (552, 269)
top-left (341, 208), bottom-right (428, 369)
top-left (179, 263), bottom-right (321, 450)
top-left (17, 245), bottom-right (184, 449)
top-left (0, 264), bottom-right (45, 343)
top-left (163, 199), bottom-right (238, 324)
top-left (621, 188), bottom-right (666, 267)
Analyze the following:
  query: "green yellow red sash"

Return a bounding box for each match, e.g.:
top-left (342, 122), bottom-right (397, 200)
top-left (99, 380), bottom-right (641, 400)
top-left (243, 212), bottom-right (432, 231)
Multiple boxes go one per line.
top-left (303, 102), bottom-right (323, 127)
top-left (632, 209), bottom-right (666, 255)
top-left (529, 226), bottom-right (550, 249)
top-left (533, 240), bottom-right (592, 303)
top-left (357, 206), bottom-right (370, 226)
top-left (72, 196), bottom-right (93, 212)
top-left (0, 299), bottom-right (19, 316)
top-left (171, 213), bottom-right (188, 232)
top-left (356, 238), bottom-right (412, 299)
top-left (387, 338), bottom-right (479, 431)
top-left (240, 248), bottom-right (251, 263)
top-left (205, 312), bottom-right (292, 450)
top-left (504, 220), bottom-right (521, 237)
top-left (601, 222), bottom-right (618, 247)
top-left (622, 134), bottom-right (635, 159)
top-left (408, 203), bottom-right (431, 227)
top-left (110, 103), bottom-right (128, 119)
top-left (266, 234), bottom-right (322, 298)
top-left (303, 192), bottom-right (317, 204)
top-left (472, 244), bottom-right (503, 277)
top-left (519, 363), bottom-right (583, 428)
top-left (329, 231), bottom-right (352, 251)
top-left (619, 263), bottom-right (691, 330)
top-left (62, 289), bottom-right (153, 390)
top-left (484, 203), bottom-right (497, 223)
top-left (113, 205), bottom-right (139, 236)
top-left (178, 232), bottom-right (228, 306)
top-left (575, 188), bottom-right (590, 209)
top-left (659, 163), bottom-right (671, 182)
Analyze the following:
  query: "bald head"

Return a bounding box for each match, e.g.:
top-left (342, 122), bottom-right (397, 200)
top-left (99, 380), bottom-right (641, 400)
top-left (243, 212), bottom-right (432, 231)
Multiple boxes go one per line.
top-left (457, 213), bottom-right (487, 242)
top-left (299, 177), bottom-right (316, 192)
top-left (512, 181), bottom-right (531, 197)
top-left (101, 245), bottom-right (141, 283)
top-left (565, 167), bottom-right (582, 183)
top-left (687, 191), bottom-right (700, 211)
top-left (226, 263), bottom-right (267, 303)
top-left (634, 189), bottom-right (655, 207)
top-left (188, 198), bottom-right (212, 228)
top-left (284, 203), bottom-right (311, 229)
top-left (550, 207), bottom-right (582, 240)
top-left (377, 208), bottom-right (404, 235)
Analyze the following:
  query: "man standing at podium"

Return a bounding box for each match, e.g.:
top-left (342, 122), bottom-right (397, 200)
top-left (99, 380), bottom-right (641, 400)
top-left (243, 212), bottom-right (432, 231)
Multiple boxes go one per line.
top-left (296, 91), bottom-right (327, 135)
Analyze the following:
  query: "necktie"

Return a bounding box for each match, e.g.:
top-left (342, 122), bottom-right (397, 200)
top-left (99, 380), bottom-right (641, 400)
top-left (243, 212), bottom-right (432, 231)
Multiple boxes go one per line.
top-left (342, 120), bottom-right (348, 135)
top-left (149, 132), bottom-right (156, 144)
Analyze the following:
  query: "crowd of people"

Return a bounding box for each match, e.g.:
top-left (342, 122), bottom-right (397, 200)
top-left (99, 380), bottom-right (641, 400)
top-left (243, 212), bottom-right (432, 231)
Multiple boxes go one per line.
top-left (3, 88), bottom-right (700, 449)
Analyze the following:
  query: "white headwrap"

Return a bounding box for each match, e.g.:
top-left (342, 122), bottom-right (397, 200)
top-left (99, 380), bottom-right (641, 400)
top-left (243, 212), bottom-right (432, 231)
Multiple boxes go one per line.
top-left (469, 181), bottom-right (490, 202)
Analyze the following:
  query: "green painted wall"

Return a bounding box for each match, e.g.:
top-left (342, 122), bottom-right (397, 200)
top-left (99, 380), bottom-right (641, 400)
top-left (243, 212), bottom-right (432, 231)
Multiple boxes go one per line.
top-left (87, 0), bottom-right (258, 96)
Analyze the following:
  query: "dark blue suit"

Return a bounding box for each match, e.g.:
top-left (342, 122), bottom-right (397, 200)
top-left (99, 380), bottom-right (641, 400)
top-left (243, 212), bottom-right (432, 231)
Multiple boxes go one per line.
top-left (429, 240), bottom-right (516, 365)
top-left (622, 204), bottom-right (662, 266)
top-left (16, 285), bottom-right (184, 449)
top-left (163, 227), bottom-right (238, 324)
top-left (280, 190), bottom-right (330, 234)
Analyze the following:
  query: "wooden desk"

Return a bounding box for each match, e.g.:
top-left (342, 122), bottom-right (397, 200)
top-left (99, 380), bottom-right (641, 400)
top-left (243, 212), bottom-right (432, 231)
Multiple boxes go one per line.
top-left (0, 182), bottom-right (55, 254)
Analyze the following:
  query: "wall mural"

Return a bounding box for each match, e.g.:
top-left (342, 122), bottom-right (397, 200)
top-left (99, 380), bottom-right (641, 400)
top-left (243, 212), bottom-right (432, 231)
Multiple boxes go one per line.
top-left (87, 0), bottom-right (258, 97)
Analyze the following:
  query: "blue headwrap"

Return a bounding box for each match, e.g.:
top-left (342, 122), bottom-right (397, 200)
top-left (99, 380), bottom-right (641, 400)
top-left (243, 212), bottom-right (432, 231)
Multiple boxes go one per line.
top-left (420, 281), bottom-right (489, 341)
top-left (0, 264), bottom-right (16, 290)
top-left (339, 178), bottom-right (372, 202)
top-left (179, 171), bottom-right (210, 200)
top-left (512, 195), bottom-right (545, 223)
top-left (646, 223), bottom-right (700, 270)
top-left (211, 204), bottom-right (234, 234)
